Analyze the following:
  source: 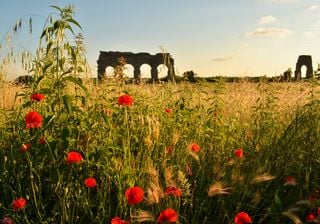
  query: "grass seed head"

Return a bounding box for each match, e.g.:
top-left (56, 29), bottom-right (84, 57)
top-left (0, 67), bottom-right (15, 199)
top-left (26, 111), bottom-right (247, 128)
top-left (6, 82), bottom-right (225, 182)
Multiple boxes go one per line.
top-left (208, 181), bottom-right (232, 197)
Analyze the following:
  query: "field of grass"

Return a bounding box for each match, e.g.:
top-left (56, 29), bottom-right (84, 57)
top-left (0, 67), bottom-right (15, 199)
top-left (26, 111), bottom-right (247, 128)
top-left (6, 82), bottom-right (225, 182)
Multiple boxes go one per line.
top-left (0, 80), bottom-right (320, 224)
top-left (1, 5), bottom-right (320, 224)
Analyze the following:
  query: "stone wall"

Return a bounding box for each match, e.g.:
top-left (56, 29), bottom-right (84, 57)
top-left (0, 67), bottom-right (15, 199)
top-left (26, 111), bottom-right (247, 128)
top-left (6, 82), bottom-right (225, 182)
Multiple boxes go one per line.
top-left (97, 51), bottom-right (175, 82)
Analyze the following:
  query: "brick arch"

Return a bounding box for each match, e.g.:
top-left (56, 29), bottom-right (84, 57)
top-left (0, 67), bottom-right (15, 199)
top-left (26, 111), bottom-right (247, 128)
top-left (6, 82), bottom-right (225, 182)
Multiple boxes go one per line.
top-left (97, 51), bottom-right (175, 83)
top-left (294, 55), bottom-right (313, 80)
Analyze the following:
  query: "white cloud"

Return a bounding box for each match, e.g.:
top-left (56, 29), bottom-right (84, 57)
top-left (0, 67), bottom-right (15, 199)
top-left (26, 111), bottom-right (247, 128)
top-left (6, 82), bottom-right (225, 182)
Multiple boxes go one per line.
top-left (247, 27), bottom-right (293, 38)
top-left (308, 5), bottom-right (319, 11)
top-left (211, 56), bottom-right (233, 62)
top-left (259, 16), bottom-right (278, 25)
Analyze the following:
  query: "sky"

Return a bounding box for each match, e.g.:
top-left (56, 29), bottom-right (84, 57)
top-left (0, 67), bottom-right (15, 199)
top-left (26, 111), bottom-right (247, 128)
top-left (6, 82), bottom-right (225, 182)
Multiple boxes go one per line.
top-left (1, 0), bottom-right (320, 80)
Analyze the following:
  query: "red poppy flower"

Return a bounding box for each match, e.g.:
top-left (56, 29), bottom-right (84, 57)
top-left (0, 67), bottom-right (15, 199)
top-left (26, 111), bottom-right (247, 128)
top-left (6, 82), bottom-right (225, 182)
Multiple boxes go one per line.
top-left (234, 148), bottom-right (243, 158)
top-left (20, 143), bottom-right (31, 152)
top-left (12, 198), bottom-right (27, 211)
top-left (318, 207), bottom-right (320, 216)
top-left (125, 186), bottom-right (144, 205)
top-left (165, 108), bottom-right (173, 113)
top-left (234, 211), bottom-right (252, 224)
top-left (1, 217), bottom-right (13, 224)
top-left (165, 186), bottom-right (182, 197)
top-left (306, 213), bottom-right (316, 222)
top-left (84, 177), bottom-right (97, 188)
top-left (66, 151), bottom-right (83, 164)
top-left (157, 208), bottom-right (179, 223)
top-left (31, 93), bottom-right (45, 102)
top-left (118, 94), bottom-right (133, 106)
top-left (308, 189), bottom-right (320, 202)
top-left (111, 217), bottom-right (129, 224)
top-left (189, 143), bottom-right (200, 152)
top-left (25, 111), bottom-right (43, 129)
top-left (39, 136), bottom-right (46, 145)
top-left (284, 176), bottom-right (297, 186)
top-left (165, 146), bottom-right (173, 155)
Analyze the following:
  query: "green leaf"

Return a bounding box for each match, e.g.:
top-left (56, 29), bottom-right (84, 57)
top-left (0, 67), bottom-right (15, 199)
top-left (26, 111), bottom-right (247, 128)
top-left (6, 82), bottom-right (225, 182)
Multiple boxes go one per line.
top-left (22, 101), bottom-right (32, 108)
top-left (274, 189), bottom-right (283, 210)
top-left (70, 47), bottom-right (76, 59)
top-left (76, 95), bottom-right (86, 106)
top-left (53, 21), bottom-right (63, 32)
top-left (43, 115), bottom-right (55, 128)
top-left (40, 27), bottom-right (53, 39)
top-left (43, 61), bottom-right (53, 74)
top-left (58, 58), bottom-right (66, 69)
top-left (61, 68), bottom-right (73, 77)
top-left (46, 41), bottom-right (53, 54)
top-left (77, 67), bottom-right (84, 73)
top-left (66, 18), bottom-right (82, 30)
top-left (39, 88), bottom-right (53, 95)
top-left (41, 115), bottom-right (56, 133)
top-left (50, 5), bottom-right (63, 14)
top-left (62, 94), bottom-right (73, 114)
top-left (15, 91), bottom-right (25, 99)
top-left (62, 76), bottom-right (87, 93)
top-left (62, 126), bottom-right (71, 139)
top-left (65, 24), bottom-right (74, 35)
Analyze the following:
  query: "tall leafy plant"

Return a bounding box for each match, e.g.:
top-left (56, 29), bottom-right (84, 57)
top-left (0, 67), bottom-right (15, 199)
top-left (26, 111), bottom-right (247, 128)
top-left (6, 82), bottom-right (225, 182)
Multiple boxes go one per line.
top-left (29, 5), bottom-right (87, 114)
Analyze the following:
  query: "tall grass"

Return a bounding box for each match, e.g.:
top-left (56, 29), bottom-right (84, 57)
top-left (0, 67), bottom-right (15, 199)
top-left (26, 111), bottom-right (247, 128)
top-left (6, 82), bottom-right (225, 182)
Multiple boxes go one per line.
top-left (1, 80), bottom-right (319, 223)
top-left (1, 5), bottom-right (320, 224)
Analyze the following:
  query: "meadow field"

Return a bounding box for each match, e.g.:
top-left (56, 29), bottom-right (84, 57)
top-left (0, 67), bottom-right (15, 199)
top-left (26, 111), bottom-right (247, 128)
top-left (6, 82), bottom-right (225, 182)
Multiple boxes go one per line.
top-left (0, 5), bottom-right (320, 224)
top-left (0, 79), bottom-right (320, 224)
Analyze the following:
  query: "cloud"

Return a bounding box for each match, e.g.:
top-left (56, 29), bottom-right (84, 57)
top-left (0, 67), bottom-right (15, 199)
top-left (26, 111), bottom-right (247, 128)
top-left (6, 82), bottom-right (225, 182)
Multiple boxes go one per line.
top-left (211, 56), bottom-right (233, 62)
top-left (259, 16), bottom-right (278, 25)
top-left (247, 27), bottom-right (293, 38)
top-left (308, 5), bottom-right (319, 11)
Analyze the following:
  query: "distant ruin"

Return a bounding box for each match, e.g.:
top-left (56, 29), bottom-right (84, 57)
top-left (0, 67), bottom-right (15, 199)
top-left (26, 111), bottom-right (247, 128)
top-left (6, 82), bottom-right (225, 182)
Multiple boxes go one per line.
top-left (294, 55), bottom-right (313, 80)
top-left (97, 51), bottom-right (175, 82)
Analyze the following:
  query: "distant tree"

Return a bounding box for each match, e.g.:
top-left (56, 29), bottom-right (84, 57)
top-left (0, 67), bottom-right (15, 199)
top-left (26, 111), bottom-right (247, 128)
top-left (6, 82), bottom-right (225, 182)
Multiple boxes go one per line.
top-left (182, 70), bottom-right (197, 83)
top-left (282, 68), bottom-right (292, 81)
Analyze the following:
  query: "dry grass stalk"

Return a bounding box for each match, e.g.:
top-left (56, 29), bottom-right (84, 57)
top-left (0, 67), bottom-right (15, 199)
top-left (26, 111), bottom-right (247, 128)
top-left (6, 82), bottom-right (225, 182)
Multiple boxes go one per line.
top-left (144, 135), bottom-right (153, 149)
top-left (282, 211), bottom-right (302, 224)
top-left (165, 167), bottom-right (176, 186)
top-left (177, 170), bottom-right (191, 197)
top-left (208, 181), bottom-right (232, 197)
top-left (172, 132), bottom-right (180, 146)
top-left (251, 191), bottom-right (262, 206)
top-left (188, 149), bottom-right (199, 161)
top-left (146, 181), bottom-right (164, 205)
top-left (251, 172), bottom-right (276, 184)
top-left (131, 210), bottom-right (155, 223)
top-left (146, 162), bottom-right (164, 205)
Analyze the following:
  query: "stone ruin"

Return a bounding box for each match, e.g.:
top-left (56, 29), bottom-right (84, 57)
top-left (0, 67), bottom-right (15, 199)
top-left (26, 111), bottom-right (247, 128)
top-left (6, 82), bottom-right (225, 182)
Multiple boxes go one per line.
top-left (294, 55), bottom-right (313, 80)
top-left (282, 68), bottom-right (292, 81)
top-left (13, 75), bottom-right (33, 85)
top-left (97, 51), bottom-right (175, 82)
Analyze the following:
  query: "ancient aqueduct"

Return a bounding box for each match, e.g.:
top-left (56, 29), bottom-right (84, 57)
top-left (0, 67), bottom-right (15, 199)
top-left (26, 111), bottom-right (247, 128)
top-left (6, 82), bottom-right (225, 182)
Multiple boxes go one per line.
top-left (97, 51), bottom-right (175, 82)
top-left (294, 55), bottom-right (313, 80)
top-left (13, 54), bottom-right (316, 84)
